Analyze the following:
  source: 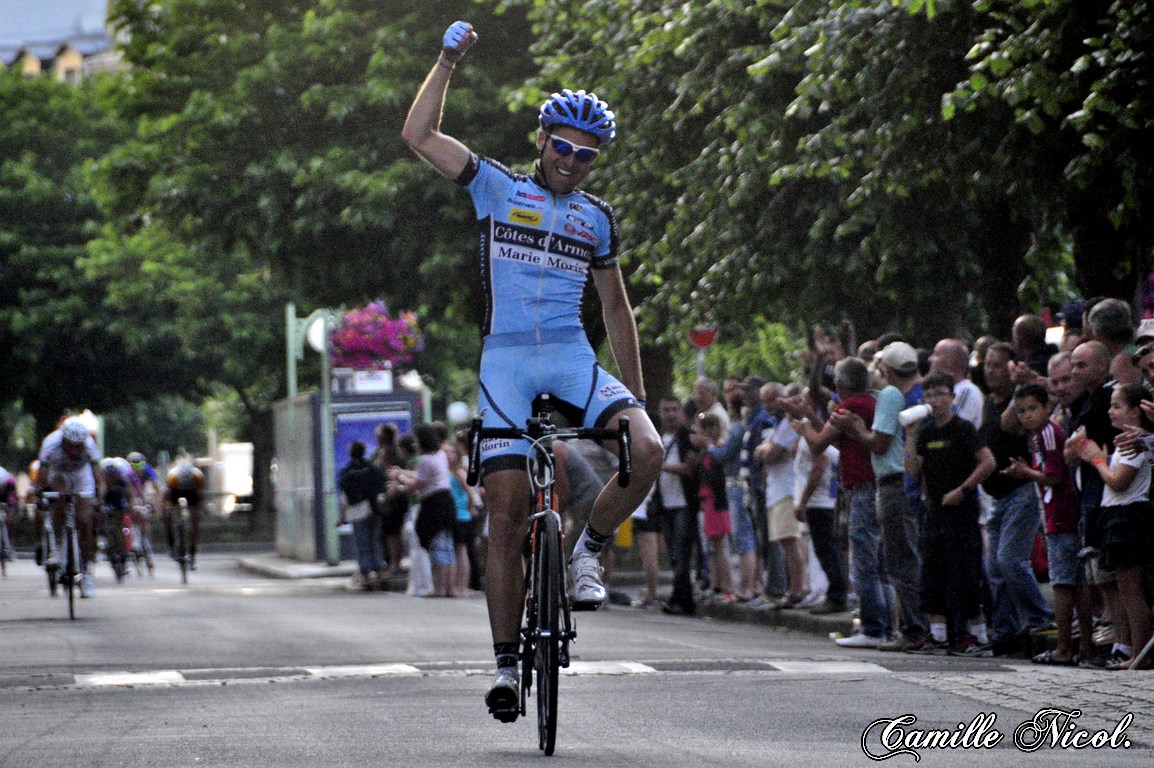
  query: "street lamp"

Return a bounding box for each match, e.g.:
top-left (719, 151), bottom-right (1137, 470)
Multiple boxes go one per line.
top-left (286, 302), bottom-right (340, 566)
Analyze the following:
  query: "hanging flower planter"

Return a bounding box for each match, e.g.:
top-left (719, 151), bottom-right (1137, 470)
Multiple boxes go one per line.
top-left (329, 301), bottom-right (424, 371)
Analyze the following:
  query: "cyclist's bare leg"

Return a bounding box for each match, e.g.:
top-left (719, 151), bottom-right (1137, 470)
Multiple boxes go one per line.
top-left (585, 407), bottom-right (663, 538)
top-left (482, 468), bottom-right (531, 646)
top-left (76, 498), bottom-right (96, 569)
top-left (189, 504), bottom-right (201, 566)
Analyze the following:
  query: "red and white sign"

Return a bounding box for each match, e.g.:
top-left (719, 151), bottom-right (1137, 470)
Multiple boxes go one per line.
top-left (688, 325), bottom-right (719, 349)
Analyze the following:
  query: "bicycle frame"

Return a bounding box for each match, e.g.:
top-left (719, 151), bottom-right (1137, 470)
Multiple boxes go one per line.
top-left (467, 395), bottom-right (632, 755)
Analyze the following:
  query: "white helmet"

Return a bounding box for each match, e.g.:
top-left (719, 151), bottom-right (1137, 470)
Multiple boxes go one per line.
top-left (61, 417), bottom-right (89, 445)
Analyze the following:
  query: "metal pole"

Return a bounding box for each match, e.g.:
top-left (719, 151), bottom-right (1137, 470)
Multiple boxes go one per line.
top-left (318, 312), bottom-right (340, 566)
top-left (286, 302), bottom-right (298, 399)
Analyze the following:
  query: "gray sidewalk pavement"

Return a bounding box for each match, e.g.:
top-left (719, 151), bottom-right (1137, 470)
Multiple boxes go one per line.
top-left (237, 554), bottom-right (859, 636)
top-left (237, 554), bottom-right (1079, 659)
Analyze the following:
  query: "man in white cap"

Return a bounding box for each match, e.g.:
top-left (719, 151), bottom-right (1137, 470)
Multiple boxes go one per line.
top-left (837, 341), bottom-right (927, 650)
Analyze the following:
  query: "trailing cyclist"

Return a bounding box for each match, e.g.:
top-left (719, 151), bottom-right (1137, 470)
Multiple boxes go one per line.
top-left (126, 451), bottom-right (159, 574)
top-left (99, 457), bottom-right (145, 578)
top-left (403, 21), bottom-right (662, 721)
top-left (36, 416), bottom-right (103, 598)
top-left (164, 458), bottom-right (205, 570)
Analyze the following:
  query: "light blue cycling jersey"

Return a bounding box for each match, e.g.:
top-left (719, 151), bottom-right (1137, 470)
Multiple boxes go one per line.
top-left (456, 154), bottom-right (618, 340)
top-left (457, 154), bottom-right (638, 472)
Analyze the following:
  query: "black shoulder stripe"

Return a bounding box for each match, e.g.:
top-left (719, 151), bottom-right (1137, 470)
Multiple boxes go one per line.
top-left (455, 153), bottom-right (481, 186)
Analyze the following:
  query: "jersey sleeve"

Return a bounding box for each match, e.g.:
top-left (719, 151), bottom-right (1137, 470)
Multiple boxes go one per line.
top-left (460, 154), bottom-right (512, 221)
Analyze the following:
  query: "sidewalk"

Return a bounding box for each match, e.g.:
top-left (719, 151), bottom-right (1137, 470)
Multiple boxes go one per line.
top-left (237, 555), bottom-right (1066, 656)
top-left (236, 555), bottom-right (856, 636)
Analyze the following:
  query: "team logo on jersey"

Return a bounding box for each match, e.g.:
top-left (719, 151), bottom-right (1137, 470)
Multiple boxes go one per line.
top-left (509, 208), bottom-right (543, 226)
top-left (598, 383), bottom-right (629, 401)
top-left (563, 223), bottom-right (597, 244)
top-left (566, 214), bottom-right (592, 229)
top-left (516, 191), bottom-right (547, 202)
top-left (569, 202), bottom-right (583, 212)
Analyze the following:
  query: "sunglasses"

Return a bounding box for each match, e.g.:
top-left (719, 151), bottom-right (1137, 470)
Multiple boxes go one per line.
top-left (546, 135), bottom-right (600, 164)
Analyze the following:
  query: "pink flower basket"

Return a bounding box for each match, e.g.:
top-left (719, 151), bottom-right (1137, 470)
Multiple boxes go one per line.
top-left (329, 301), bottom-right (424, 371)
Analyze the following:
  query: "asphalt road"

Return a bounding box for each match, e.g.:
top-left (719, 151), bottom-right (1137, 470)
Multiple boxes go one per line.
top-left (1, 554), bottom-right (1151, 767)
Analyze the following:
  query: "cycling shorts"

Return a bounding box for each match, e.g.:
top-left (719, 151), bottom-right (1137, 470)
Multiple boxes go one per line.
top-left (477, 329), bottom-right (640, 476)
top-left (43, 467), bottom-right (96, 499)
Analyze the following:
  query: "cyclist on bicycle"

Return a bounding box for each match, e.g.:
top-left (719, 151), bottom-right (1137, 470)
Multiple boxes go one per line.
top-left (99, 457), bottom-right (145, 572)
top-left (127, 451), bottom-right (160, 573)
top-left (0, 466), bottom-right (16, 563)
top-left (164, 458), bottom-right (205, 569)
top-left (403, 21), bottom-right (662, 721)
top-left (36, 416), bottom-right (103, 598)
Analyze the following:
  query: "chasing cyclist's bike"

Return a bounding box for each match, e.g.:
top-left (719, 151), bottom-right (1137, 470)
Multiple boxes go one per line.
top-left (42, 492), bottom-right (81, 620)
top-left (102, 504), bottom-right (132, 583)
top-left (467, 395), bottom-right (632, 756)
top-left (172, 497), bottom-right (192, 584)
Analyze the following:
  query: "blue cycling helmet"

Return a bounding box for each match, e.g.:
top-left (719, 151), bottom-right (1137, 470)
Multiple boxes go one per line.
top-left (539, 89), bottom-right (616, 145)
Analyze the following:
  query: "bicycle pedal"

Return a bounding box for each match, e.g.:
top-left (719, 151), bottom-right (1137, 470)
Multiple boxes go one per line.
top-left (571, 599), bottom-right (603, 612)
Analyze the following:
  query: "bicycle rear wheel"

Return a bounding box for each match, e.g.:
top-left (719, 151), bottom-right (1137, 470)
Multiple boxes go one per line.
top-left (64, 532), bottom-right (77, 621)
top-left (177, 521), bottom-right (189, 584)
top-left (534, 512), bottom-right (561, 755)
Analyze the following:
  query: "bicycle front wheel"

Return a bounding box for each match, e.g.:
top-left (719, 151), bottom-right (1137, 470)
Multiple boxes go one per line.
top-left (533, 512), bottom-right (562, 755)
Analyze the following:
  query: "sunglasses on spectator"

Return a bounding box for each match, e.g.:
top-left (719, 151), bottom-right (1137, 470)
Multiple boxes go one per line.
top-left (546, 135), bottom-right (600, 163)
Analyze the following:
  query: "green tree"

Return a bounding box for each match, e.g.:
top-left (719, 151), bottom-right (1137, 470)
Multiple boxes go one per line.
top-left (951, 0), bottom-right (1154, 301)
top-left (0, 71), bottom-right (196, 451)
top-left (89, 1), bottom-right (536, 513)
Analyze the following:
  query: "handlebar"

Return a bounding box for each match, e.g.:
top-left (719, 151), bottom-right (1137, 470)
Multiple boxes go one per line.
top-left (466, 416), bottom-right (633, 489)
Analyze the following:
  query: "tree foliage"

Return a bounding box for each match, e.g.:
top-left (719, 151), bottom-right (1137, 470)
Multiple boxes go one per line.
top-left (0, 71), bottom-right (197, 461)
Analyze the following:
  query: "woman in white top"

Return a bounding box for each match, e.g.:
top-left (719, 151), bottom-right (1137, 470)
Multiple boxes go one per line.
top-left (1079, 383), bottom-right (1153, 669)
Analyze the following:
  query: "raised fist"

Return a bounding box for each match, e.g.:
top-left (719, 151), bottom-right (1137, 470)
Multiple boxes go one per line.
top-left (442, 21), bottom-right (477, 62)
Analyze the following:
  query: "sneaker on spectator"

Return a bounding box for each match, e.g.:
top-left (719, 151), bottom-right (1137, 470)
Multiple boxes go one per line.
top-left (950, 634), bottom-right (993, 657)
top-left (834, 632), bottom-right (884, 648)
top-left (905, 635), bottom-right (949, 655)
top-left (877, 633), bottom-right (918, 652)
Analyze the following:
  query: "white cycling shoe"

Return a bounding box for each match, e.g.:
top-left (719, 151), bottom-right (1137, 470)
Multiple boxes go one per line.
top-left (80, 573), bottom-right (95, 599)
top-left (568, 551), bottom-right (607, 610)
top-left (485, 667), bottom-right (520, 723)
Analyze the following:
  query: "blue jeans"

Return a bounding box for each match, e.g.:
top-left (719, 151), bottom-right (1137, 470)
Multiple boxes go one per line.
top-left (877, 479), bottom-right (924, 638)
top-left (660, 506), bottom-right (697, 610)
top-left (848, 485), bottom-right (891, 638)
top-left (352, 515), bottom-right (384, 575)
top-left (986, 483), bottom-right (1053, 641)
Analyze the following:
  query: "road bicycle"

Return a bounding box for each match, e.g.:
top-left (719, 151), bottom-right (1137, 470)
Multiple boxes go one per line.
top-left (0, 502), bottom-right (13, 577)
top-left (42, 492), bottom-right (81, 620)
top-left (173, 496), bottom-right (192, 584)
top-left (102, 504), bottom-right (132, 583)
top-left (467, 395), bottom-right (632, 756)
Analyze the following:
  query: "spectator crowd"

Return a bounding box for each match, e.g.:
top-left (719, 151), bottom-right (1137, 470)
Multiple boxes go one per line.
top-left (648, 296), bottom-right (1154, 670)
top-left (335, 295), bottom-right (1154, 672)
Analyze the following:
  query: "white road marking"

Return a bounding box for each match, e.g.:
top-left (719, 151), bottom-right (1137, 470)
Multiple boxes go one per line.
top-left (75, 671), bottom-right (186, 687)
top-left (58, 659), bottom-right (887, 691)
top-left (304, 664), bottom-right (421, 678)
top-left (561, 661), bottom-right (656, 675)
top-left (766, 660), bottom-right (888, 675)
